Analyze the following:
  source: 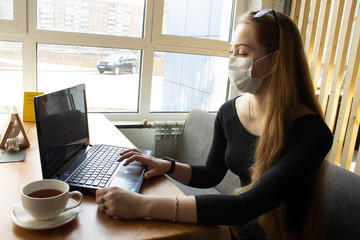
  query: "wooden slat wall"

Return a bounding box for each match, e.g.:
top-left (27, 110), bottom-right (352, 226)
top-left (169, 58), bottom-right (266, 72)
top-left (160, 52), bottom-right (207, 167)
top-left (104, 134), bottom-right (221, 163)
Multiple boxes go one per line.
top-left (290, 0), bottom-right (301, 25)
top-left (290, 0), bottom-right (360, 173)
top-left (303, 0), bottom-right (320, 69)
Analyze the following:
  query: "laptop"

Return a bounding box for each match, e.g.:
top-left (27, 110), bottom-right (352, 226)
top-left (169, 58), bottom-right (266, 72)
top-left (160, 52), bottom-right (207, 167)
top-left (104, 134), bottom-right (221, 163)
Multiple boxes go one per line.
top-left (34, 83), bottom-right (147, 194)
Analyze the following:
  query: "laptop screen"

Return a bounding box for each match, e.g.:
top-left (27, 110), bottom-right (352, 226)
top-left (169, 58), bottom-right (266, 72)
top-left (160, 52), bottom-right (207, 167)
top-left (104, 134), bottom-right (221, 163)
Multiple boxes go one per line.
top-left (34, 84), bottom-right (89, 179)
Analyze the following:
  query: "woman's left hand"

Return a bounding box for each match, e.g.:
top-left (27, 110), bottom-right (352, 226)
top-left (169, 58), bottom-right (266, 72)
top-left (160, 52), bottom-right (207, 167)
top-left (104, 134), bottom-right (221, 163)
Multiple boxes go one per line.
top-left (95, 186), bottom-right (147, 219)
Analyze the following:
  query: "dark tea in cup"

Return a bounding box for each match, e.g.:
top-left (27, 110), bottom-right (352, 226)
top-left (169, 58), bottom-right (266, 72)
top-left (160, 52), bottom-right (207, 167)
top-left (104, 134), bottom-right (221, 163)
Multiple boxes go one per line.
top-left (28, 189), bottom-right (63, 198)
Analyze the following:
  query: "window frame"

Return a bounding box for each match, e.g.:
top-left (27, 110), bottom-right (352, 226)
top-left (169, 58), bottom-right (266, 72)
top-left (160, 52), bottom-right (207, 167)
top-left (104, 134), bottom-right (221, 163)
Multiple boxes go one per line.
top-left (0, 0), bottom-right (26, 34)
top-left (0, 0), bottom-right (247, 121)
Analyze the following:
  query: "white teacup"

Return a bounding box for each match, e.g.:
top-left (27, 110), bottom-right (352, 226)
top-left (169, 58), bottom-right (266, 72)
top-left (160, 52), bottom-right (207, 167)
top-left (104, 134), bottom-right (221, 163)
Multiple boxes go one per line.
top-left (21, 179), bottom-right (83, 220)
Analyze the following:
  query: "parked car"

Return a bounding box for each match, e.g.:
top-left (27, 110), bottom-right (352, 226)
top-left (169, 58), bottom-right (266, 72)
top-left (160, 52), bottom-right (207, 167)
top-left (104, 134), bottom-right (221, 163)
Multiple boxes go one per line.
top-left (97, 54), bottom-right (139, 74)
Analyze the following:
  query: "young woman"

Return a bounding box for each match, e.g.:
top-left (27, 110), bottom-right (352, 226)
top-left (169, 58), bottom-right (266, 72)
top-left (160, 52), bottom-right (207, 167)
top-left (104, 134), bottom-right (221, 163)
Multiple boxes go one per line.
top-left (95, 9), bottom-right (333, 240)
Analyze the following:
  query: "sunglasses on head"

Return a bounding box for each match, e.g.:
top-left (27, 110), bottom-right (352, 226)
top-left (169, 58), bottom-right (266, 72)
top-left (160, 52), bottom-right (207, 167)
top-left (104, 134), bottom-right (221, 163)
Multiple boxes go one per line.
top-left (254, 8), bottom-right (280, 34)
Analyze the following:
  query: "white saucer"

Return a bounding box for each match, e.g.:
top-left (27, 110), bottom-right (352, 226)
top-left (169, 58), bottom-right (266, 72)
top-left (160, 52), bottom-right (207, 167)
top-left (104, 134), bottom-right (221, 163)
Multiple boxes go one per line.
top-left (11, 199), bottom-right (80, 230)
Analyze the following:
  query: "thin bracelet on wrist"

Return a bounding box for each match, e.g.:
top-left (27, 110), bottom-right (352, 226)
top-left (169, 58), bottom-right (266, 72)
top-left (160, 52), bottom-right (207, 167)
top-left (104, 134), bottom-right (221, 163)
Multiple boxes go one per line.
top-left (173, 195), bottom-right (179, 222)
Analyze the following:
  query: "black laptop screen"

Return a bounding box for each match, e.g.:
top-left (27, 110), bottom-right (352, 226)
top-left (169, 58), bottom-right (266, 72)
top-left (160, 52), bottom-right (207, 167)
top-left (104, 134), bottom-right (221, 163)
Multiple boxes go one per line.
top-left (34, 84), bottom-right (89, 179)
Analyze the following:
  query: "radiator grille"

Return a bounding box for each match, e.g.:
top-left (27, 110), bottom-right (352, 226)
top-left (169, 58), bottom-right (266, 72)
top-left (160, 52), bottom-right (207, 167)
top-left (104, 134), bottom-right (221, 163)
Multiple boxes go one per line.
top-left (152, 121), bottom-right (184, 158)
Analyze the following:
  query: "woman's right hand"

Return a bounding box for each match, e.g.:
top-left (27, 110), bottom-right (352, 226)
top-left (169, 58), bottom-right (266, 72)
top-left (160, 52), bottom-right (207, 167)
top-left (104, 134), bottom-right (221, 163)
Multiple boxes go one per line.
top-left (118, 148), bottom-right (171, 179)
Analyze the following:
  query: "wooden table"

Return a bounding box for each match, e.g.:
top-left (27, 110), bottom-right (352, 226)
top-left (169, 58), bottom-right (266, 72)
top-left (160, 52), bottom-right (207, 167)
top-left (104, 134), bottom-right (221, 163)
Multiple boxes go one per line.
top-left (0, 114), bottom-right (225, 239)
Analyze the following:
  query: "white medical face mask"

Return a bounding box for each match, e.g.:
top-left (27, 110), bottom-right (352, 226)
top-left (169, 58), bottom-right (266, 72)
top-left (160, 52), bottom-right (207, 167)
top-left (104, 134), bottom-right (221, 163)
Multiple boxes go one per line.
top-left (228, 52), bottom-right (273, 94)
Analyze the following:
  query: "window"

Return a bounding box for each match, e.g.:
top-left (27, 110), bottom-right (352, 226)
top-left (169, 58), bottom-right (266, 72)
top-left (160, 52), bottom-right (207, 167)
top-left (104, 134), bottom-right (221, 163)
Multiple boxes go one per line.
top-left (0, 0), bottom-right (13, 20)
top-left (0, 0), bottom-right (250, 120)
top-left (37, 0), bottom-right (145, 38)
top-left (151, 0), bottom-right (234, 113)
top-left (162, 0), bottom-right (233, 41)
top-left (37, 44), bottom-right (141, 112)
top-left (151, 52), bottom-right (228, 112)
top-left (0, 41), bottom-right (22, 113)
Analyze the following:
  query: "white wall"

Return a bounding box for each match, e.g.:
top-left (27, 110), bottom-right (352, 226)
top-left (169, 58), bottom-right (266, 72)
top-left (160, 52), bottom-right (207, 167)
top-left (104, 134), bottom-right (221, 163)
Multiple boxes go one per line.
top-left (119, 128), bottom-right (156, 152)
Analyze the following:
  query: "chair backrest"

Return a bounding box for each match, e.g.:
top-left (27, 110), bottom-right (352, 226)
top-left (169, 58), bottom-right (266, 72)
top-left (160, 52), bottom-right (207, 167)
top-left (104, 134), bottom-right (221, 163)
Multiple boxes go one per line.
top-left (177, 109), bottom-right (216, 166)
top-left (326, 162), bottom-right (360, 239)
top-left (176, 109), bottom-right (240, 194)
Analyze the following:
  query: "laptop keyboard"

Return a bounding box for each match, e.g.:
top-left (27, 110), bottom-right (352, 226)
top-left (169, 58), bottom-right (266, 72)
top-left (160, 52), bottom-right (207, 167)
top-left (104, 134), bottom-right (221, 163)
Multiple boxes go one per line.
top-left (67, 145), bottom-right (125, 188)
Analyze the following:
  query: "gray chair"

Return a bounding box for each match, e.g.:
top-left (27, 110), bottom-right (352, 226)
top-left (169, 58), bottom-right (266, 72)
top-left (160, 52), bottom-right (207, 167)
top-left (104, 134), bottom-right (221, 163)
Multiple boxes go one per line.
top-left (170, 108), bottom-right (360, 239)
top-left (169, 109), bottom-right (240, 195)
top-left (326, 162), bottom-right (360, 239)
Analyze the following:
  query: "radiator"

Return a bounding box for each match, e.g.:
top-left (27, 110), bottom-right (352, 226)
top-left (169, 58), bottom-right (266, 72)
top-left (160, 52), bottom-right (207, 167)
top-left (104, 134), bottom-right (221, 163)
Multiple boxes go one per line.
top-left (149, 121), bottom-right (184, 158)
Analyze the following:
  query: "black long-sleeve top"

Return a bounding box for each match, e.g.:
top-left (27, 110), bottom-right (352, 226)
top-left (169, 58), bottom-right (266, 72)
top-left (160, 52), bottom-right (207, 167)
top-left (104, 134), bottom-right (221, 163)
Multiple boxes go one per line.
top-left (188, 97), bottom-right (333, 226)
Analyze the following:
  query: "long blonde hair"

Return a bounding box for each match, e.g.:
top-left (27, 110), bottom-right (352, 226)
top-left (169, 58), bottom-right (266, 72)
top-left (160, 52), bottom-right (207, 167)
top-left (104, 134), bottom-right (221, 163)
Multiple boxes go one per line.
top-left (236, 12), bottom-right (327, 240)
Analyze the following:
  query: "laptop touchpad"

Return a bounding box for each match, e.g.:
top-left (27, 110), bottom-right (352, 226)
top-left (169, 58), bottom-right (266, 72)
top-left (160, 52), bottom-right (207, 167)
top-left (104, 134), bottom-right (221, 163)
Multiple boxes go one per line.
top-left (110, 163), bottom-right (145, 191)
top-left (116, 164), bottom-right (144, 179)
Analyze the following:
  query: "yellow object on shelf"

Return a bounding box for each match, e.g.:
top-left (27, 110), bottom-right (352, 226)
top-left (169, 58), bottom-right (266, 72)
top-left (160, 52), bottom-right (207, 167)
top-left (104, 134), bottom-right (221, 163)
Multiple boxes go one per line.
top-left (23, 92), bottom-right (44, 122)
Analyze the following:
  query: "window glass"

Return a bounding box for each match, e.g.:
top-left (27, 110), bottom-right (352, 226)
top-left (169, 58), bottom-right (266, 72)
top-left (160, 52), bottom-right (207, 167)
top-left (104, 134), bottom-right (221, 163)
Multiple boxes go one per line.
top-left (151, 52), bottom-right (228, 112)
top-left (0, 0), bottom-right (13, 20)
top-left (37, 0), bottom-right (145, 38)
top-left (0, 41), bottom-right (22, 113)
top-left (37, 44), bottom-right (141, 112)
top-left (162, 0), bottom-right (233, 41)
